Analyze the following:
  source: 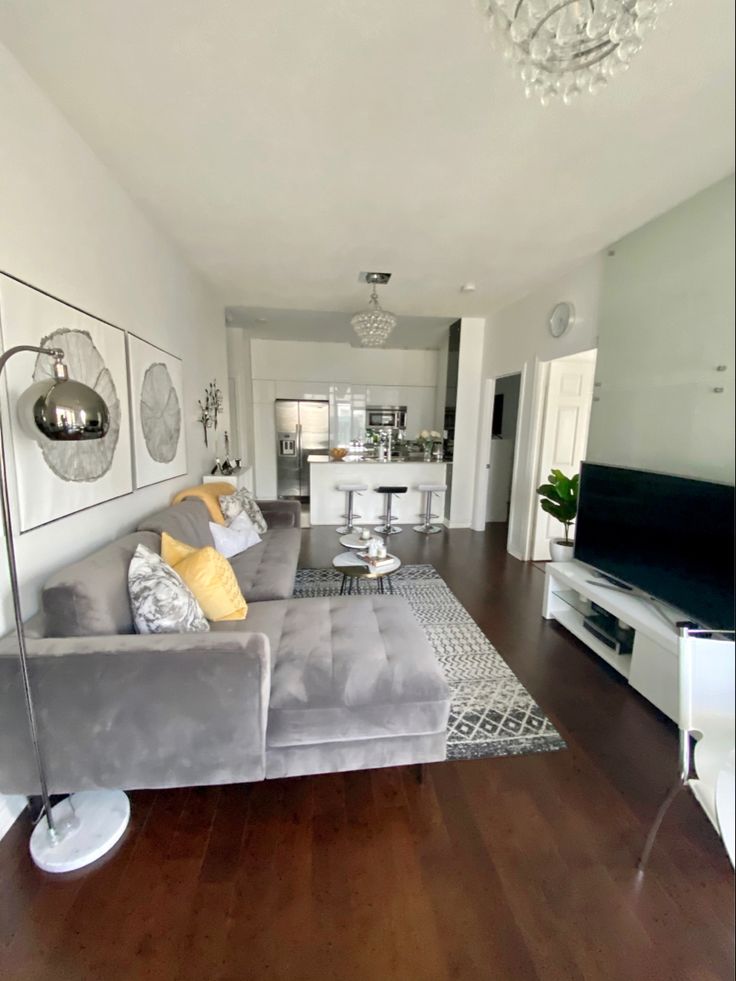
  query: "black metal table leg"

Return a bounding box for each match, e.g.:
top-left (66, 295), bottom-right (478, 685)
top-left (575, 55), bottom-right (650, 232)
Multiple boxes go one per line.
top-left (339, 574), bottom-right (346, 596)
top-left (387, 575), bottom-right (394, 594)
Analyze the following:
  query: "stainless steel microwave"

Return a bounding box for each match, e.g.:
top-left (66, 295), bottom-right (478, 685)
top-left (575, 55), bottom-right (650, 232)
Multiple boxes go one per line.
top-left (367, 406), bottom-right (407, 429)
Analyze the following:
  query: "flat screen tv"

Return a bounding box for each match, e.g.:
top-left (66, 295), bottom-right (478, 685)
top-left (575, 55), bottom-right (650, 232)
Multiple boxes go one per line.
top-left (575, 463), bottom-right (735, 630)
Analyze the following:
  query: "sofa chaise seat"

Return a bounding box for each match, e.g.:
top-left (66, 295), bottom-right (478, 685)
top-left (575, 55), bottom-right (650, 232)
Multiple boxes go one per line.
top-left (212, 594), bottom-right (450, 778)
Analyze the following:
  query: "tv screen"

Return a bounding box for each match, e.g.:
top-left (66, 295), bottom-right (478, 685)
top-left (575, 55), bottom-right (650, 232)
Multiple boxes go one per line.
top-left (575, 463), bottom-right (735, 630)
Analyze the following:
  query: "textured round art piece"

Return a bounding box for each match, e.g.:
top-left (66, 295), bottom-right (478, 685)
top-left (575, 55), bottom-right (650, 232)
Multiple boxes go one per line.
top-left (32, 328), bottom-right (120, 482)
top-left (140, 362), bottom-right (181, 464)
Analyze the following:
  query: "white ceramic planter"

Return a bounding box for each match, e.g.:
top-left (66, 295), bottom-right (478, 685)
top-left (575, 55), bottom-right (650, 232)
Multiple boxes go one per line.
top-left (550, 540), bottom-right (575, 562)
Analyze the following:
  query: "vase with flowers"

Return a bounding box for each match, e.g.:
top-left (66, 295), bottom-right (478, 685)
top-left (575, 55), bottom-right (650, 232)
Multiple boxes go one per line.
top-left (416, 430), bottom-right (443, 462)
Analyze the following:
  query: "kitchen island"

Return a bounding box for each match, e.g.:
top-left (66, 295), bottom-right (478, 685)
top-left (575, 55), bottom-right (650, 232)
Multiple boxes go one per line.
top-left (309, 459), bottom-right (447, 527)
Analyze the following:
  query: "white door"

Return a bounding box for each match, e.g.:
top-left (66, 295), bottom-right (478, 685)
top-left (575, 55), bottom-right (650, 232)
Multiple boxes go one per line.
top-left (532, 353), bottom-right (596, 560)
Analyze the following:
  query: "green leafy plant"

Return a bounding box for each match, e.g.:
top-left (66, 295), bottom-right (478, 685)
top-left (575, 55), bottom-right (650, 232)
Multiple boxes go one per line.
top-left (536, 469), bottom-right (579, 545)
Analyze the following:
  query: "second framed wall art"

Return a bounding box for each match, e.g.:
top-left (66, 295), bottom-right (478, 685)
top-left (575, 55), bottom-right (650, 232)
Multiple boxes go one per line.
top-left (127, 334), bottom-right (186, 489)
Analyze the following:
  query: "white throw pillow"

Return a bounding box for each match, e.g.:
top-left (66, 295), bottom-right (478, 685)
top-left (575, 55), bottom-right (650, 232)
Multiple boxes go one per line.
top-left (209, 513), bottom-right (262, 559)
top-left (128, 544), bottom-right (209, 634)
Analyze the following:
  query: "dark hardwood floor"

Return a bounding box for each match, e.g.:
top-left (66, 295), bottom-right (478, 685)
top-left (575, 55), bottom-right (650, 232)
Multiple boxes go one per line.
top-left (0, 524), bottom-right (733, 981)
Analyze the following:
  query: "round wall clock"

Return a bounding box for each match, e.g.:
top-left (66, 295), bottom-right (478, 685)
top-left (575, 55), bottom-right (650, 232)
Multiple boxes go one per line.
top-left (548, 301), bottom-right (575, 338)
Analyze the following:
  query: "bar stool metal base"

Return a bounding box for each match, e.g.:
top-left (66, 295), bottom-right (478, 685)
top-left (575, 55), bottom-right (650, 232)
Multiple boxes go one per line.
top-left (375, 524), bottom-right (402, 536)
top-left (413, 523), bottom-right (443, 534)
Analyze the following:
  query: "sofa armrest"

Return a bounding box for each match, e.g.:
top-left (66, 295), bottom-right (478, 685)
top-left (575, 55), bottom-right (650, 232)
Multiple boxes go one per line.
top-left (258, 499), bottom-right (301, 529)
top-left (0, 631), bottom-right (271, 795)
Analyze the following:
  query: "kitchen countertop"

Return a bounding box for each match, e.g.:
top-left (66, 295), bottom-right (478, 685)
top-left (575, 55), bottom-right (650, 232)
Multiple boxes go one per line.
top-left (308, 457), bottom-right (446, 465)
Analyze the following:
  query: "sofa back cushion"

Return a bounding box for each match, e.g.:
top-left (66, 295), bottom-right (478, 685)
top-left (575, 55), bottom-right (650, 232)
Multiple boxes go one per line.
top-left (137, 499), bottom-right (214, 549)
top-left (43, 531), bottom-right (161, 637)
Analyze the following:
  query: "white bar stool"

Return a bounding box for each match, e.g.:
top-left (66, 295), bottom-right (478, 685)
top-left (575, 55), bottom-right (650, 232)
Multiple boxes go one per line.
top-left (336, 482), bottom-right (367, 534)
top-left (414, 483), bottom-right (446, 534)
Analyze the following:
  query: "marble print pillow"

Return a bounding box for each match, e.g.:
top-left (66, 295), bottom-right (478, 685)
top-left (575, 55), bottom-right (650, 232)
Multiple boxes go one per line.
top-left (219, 488), bottom-right (268, 534)
top-left (128, 544), bottom-right (209, 634)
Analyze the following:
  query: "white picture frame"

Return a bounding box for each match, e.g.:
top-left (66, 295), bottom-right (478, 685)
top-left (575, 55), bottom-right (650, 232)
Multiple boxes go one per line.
top-left (127, 333), bottom-right (186, 489)
top-left (0, 274), bottom-right (133, 532)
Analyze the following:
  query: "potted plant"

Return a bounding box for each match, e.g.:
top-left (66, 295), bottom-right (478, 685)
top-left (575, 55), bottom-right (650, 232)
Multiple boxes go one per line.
top-left (536, 469), bottom-right (579, 562)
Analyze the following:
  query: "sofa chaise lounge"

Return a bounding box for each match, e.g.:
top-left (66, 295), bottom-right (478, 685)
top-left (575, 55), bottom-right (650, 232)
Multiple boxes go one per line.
top-left (0, 497), bottom-right (450, 795)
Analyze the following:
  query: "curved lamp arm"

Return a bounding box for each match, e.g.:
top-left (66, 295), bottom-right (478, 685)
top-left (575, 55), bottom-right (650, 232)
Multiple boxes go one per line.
top-left (0, 344), bottom-right (66, 836)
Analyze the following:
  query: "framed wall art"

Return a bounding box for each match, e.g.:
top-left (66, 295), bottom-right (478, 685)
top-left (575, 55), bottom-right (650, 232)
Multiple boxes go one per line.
top-left (0, 273), bottom-right (133, 532)
top-left (127, 333), bottom-right (186, 488)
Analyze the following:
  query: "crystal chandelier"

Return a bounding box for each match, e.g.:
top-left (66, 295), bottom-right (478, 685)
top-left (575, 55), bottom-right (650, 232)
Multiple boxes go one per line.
top-left (351, 274), bottom-right (397, 347)
top-left (482, 1), bottom-right (669, 105)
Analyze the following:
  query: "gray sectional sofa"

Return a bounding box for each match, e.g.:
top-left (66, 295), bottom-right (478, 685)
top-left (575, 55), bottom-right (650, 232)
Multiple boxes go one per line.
top-left (0, 497), bottom-right (450, 796)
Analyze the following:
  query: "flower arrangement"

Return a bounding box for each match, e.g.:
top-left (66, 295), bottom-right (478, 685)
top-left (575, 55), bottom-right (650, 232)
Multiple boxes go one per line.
top-left (416, 430), bottom-right (442, 448)
top-left (416, 430), bottom-right (443, 460)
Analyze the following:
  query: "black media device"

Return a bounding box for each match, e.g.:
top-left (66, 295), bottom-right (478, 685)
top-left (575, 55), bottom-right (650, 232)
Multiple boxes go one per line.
top-left (575, 462), bottom-right (735, 631)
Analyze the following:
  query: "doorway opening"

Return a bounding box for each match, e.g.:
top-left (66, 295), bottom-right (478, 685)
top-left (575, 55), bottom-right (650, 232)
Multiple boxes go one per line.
top-left (530, 349), bottom-right (597, 561)
top-left (486, 373), bottom-right (521, 524)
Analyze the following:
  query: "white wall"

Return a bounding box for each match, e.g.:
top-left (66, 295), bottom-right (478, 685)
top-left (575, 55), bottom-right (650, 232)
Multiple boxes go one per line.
top-left (587, 176), bottom-right (735, 483)
top-left (0, 43), bottom-right (227, 830)
top-left (450, 318), bottom-right (486, 528)
top-left (226, 328), bottom-right (255, 469)
top-left (249, 338), bottom-right (439, 498)
top-left (476, 255), bottom-right (603, 552)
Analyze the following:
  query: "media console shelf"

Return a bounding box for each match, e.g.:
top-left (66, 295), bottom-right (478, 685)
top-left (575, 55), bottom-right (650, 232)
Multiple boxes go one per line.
top-left (543, 560), bottom-right (680, 722)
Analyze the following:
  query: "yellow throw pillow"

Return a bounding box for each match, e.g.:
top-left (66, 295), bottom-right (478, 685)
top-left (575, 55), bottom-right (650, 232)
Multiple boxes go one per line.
top-left (160, 533), bottom-right (247, 622)
top-left (161, 532), bottom-right (197, 568)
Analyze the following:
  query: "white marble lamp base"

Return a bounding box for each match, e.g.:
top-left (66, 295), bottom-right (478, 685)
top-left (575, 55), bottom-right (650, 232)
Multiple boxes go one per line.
top-left (30, 790), bottom-right (130, 873)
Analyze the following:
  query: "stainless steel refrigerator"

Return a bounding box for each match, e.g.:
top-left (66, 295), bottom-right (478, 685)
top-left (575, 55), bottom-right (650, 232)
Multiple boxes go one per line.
top-left (275, 399), bottom-right (329, 501)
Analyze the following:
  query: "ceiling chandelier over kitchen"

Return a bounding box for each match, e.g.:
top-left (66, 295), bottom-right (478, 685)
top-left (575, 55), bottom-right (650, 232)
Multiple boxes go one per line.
top-left (482, 0), bottom-right (668, 105)
top-left (351, 273), bottom-right (397, 347)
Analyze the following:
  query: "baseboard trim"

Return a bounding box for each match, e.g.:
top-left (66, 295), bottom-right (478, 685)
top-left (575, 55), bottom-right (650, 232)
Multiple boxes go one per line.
top-left (0, 795), bottom-right (25, 841)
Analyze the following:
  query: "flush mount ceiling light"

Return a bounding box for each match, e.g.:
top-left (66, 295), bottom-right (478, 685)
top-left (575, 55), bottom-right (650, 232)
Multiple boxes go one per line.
top-left (481, 0), bottom-right (669, 105)
top-left (351, 273), bottom-right (397, 348)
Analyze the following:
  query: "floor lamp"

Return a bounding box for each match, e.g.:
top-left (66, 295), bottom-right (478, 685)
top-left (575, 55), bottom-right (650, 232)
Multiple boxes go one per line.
top-left (1, 344), bottom-right (130, 873)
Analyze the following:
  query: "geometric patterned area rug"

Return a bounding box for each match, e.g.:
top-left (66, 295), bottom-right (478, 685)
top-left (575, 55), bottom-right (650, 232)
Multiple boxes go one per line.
top-left (293, 564), bottom-right (566, 762)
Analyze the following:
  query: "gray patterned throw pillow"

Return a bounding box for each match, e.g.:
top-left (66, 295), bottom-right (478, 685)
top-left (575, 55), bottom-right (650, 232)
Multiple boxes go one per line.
top-left (128, 544), bottom-right (209, 634)
top-left (219, 488), bottom-right (268, 534)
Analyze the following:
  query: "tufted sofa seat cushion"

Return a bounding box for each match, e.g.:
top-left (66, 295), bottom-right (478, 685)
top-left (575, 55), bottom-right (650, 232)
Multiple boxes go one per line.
top-left (211, 594), bottom-right (450, 747)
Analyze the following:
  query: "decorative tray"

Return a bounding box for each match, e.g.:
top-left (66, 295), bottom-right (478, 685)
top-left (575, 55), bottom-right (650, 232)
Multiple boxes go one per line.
top-left (356, 552), bottom-right (395, 569)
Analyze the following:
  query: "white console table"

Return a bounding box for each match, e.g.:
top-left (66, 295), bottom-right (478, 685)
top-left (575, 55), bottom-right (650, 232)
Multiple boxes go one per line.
top-left (202, 466), bottom-right (253, 491)
top-left (543, 560), bottom-right (681, 722)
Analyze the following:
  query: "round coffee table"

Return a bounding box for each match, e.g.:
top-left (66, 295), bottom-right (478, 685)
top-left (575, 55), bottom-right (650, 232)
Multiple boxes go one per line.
top-left (332, 550), bottom-right (401, 595)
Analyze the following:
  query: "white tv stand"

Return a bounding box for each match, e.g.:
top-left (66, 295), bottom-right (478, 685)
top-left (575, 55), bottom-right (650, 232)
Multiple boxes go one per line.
top-left (543, 560), bottom-right (682, 723)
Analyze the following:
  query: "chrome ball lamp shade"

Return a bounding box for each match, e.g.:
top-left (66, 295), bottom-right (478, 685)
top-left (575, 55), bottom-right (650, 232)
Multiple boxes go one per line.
top-left (351, 280), bottom-right (397, 348)
top-left (483, 0), bottom-right (669, 105)
top-left (16, 352), bottom-right (109, 443)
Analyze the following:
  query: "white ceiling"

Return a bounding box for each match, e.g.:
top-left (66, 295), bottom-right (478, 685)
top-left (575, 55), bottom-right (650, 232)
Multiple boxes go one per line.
top-left (227, 307), bottom-right (455, 350)
top-left (0, 1), bottom-right (733, 319)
